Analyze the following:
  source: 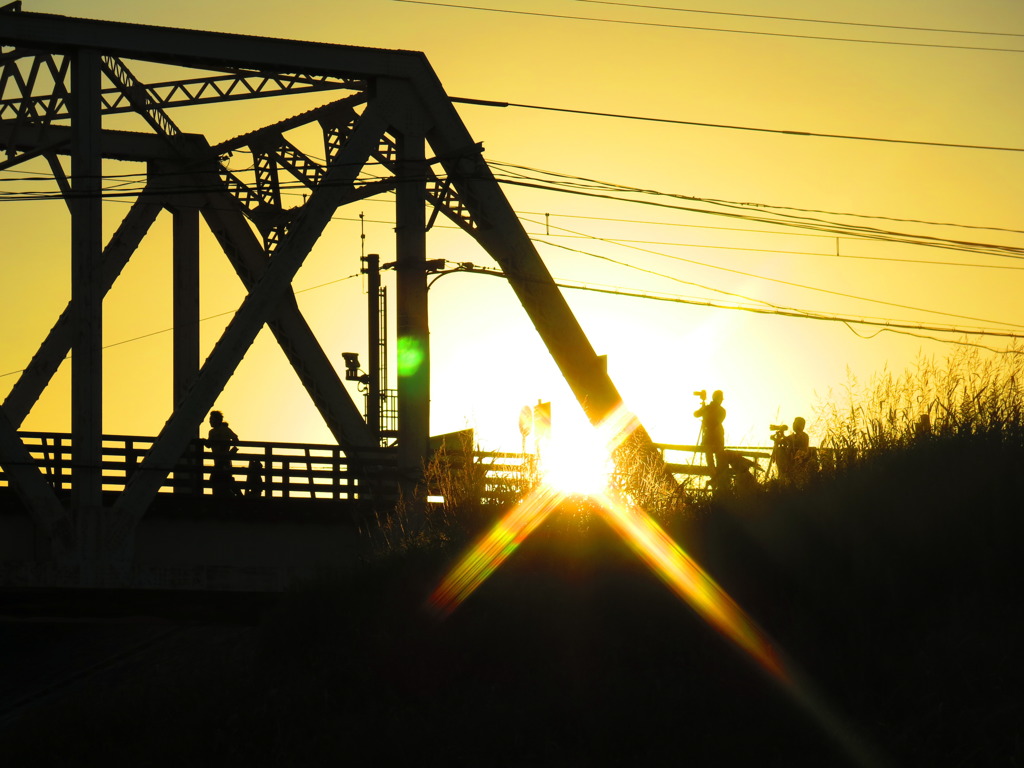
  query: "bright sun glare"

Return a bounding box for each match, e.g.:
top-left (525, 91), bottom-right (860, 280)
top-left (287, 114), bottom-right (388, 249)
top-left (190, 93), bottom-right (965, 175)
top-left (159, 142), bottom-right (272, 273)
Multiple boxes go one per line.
top-left (538, 425), bottom-right (614, 497)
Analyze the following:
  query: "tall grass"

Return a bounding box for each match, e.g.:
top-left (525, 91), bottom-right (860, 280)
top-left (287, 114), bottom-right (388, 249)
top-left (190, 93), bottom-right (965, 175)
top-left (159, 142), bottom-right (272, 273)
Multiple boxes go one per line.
top-left (815, 345), bottom-right (1024, 461)
top-left (3, 349), bottom-right (1022, 767)
top-left (686, 344), bottom-right (1024, 767)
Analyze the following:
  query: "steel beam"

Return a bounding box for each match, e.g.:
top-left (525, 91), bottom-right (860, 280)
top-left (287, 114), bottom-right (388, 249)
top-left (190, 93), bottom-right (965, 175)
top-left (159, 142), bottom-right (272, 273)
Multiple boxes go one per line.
top-left (417, 92), bottom-right (670, 482)
top-left (2, 10), bottom-right (640, 434)
top-left (70, 47), bottom-right (102, 511)
top-left (394, 123), bottom-right (430, 491)
top-left (1, 9), bottom-right (671, 519)
top-left (111, 102), bottom-right (388, 538)
top-left (197, 181), bottom-right (378, 451)
top-left (171, 206), bottom-right (200, 408)
top-left (2, 193), bottom-right (162, 428)
top-left (0, 123), bottom-right (199, 162)
top-left (432, 150), bottom-right (621, 423)
top-left (0, 406), bottom-right (68, 538)
top-left (2, 12), bottom-right (427, 80)
top-left (1, 69), bottom-right (362, 122)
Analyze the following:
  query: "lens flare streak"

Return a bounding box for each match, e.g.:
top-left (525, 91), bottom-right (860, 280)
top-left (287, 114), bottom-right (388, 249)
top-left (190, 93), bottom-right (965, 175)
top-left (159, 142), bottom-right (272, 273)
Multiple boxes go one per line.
top-left (426, 401), bottom-right (880, 765)
top-left (427, 482), bottom-right (565, 618)
top-left (595, 491), bottom-right (787, 682)
top-left (429, 402), bottom-right (784, 682)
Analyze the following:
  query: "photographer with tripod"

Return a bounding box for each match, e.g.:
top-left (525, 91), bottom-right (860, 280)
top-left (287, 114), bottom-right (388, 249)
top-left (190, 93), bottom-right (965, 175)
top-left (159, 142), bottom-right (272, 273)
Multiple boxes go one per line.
top-left (770, 416), bottom-right (813, 485)
top-left (693, 389), bottom-right (726, 485)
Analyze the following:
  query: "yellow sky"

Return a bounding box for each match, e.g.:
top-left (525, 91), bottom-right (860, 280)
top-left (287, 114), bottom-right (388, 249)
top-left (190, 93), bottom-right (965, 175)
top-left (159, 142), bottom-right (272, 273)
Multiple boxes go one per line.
top-left (2, 0), bottom-right (1022, 451)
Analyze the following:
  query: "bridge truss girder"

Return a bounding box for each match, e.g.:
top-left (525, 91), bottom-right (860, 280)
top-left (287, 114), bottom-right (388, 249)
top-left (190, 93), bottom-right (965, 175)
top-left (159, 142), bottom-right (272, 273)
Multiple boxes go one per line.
top-left (0, 9), bottom-right (661, 584)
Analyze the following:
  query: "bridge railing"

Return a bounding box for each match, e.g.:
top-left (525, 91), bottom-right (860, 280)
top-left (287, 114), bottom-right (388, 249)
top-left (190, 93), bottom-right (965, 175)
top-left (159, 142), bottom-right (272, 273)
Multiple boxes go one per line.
top-left (3, 432), bottom-right (532, 505)
top-left (426, 448), bottom-right (534, 507)
top-left (654, 443), bottom-right (774, 477)
top-left (2, 432), bottom-right (397, 501)
top-left (4, 432), bottom-right (832, 507)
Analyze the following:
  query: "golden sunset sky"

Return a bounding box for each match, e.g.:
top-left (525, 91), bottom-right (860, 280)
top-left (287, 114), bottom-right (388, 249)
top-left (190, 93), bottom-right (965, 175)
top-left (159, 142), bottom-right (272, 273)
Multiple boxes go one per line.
top-left (2, 0), bottom-right (1022, 451)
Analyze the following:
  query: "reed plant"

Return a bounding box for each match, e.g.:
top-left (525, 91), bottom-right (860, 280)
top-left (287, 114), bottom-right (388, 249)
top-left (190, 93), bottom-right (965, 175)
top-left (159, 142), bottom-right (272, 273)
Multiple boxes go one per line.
top-left (4, 349), bottom-right (1022, 767)
top-left (815, 344), bottom-right (1024, 465)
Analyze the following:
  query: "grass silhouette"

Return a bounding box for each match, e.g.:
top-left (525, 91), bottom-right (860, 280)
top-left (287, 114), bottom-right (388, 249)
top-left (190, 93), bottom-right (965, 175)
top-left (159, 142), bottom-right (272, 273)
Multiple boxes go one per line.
top-left (2, 348), bottom-right (1021, 766)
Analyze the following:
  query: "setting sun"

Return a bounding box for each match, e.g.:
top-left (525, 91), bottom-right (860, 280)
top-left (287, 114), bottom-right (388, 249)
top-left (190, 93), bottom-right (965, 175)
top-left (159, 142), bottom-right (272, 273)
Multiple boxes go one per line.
top-left (538, 427), bottom-right (614, 497)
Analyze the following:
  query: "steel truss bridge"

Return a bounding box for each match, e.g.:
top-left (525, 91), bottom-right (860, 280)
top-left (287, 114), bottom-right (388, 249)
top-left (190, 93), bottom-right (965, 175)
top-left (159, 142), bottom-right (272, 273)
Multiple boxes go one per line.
top-left (0, 6), bottom-right (668, 589)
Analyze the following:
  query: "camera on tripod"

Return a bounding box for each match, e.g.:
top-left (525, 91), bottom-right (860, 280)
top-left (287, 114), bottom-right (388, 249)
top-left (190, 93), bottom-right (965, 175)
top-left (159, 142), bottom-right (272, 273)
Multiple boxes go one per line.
top-left (693, 389), bottom-right (707, 401)
top-left (770, 423), bottom-right (788, 442)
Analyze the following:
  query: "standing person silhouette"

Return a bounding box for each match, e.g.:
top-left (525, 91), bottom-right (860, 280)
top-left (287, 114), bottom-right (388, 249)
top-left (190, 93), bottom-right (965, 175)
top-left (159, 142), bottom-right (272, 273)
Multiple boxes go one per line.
top-left (777, 416), bottom-right (813, 484)
top-left (694, 390), bottom-right (727, 485)
top-left (207, 410), bottom-right (240, 497)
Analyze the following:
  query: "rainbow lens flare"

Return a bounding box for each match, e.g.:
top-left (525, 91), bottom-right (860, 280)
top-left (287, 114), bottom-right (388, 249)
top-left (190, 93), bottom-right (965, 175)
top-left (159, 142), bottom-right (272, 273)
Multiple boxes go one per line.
top-left (427, 481), bottom-right (565, 619)
top-left (427, 403), bottom-right (785, 682)
top-left (595, 489), bottom-right (786, 681)
top-left (425, 403), bottom-right (885, 766)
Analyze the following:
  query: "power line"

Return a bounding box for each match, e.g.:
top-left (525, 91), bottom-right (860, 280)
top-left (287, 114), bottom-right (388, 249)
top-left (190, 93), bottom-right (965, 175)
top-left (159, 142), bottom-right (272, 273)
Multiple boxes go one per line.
top-left (306, 208), bottom-right (1024, 273)
top-left (444, 262), bottom-right (1024, 352)
top-left (488, 160), bottom-right (1024, 257)
top-left (4, 159), bottom-right (1021, 265)
top-left (532, 234), bottom-right (1024, 330)
top-left (10, 161), bottom-right (1015, 241)
top-left (526, 215), bottom-right (1024, 327)
top-left (532, 230), bottom-right (1024, 272)
top-left (0, 274), bottom-right (362, 379)
top-left (493, 175), bottom-right (1024, 262)
top-left (442, 261), bottom-right (1024, 353)
top-left (6, 166), bottom-right (1023, 271)
top-left (393, 0), bottom-right (1024, 54)
top-left (452, 99), bottom-right (1024, 153)
top-left (573, 1), bottom-right (1024, 39)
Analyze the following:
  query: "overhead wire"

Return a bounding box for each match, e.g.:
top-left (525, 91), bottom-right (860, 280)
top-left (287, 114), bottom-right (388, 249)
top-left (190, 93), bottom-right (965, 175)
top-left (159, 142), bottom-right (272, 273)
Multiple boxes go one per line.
top-left (531, 233), bottom-right (1024, 330)
top-left (5, 159), bottom-right (1022, 289)
top-left (4, 139), bottom-right (1021, 355)
top-left (455, 98), bottom-right (1024, 154)
top-left (8, 161), bottom-right (1020, 262)
top-left (436, 261), bottom-right (1024, 354)
top-left (493, 162), bottom-right (1024, 236)
top-left (519, 215), bottom-right (1024, 326)
top-left (284, 206), bottom-right (1024, 273)
top-left (393, 0), bottom-right (1024, 54)
top-left (572, 1), bottom-right (1024, 39)
top-left (528, 231), bottom-right (1024, 271)
top-left (5, 165), bottom-right (1022, 329)
top-left (487, 163), bottom-right (1024, 260)
top-left (516, 212), bottom-right (1024, 329)
top-left (6, 162), bottom-right (1020, 241)
top-left (0, 273), bottom-right (362, 379)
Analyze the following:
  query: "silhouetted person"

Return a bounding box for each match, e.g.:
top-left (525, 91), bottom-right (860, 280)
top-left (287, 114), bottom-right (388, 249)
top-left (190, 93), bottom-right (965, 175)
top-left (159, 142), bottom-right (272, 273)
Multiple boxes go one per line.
top-left (694, 390), bottom-right (726, 483)
top-left (723, 450), bottom-right (757, 492)
top-left (245, 458), bottom-right (264, 498)
top-left (207, 410), bottom-right (240, 497)
top-left (775, 416), bottom-right (814, 484)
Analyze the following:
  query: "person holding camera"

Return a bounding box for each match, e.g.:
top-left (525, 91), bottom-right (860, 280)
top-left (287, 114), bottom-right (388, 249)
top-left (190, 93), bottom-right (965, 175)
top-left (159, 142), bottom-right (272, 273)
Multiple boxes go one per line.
top-left (693, 389), bottom-right (726, 483)
top-left (772, 416), bottom-right (812, 484)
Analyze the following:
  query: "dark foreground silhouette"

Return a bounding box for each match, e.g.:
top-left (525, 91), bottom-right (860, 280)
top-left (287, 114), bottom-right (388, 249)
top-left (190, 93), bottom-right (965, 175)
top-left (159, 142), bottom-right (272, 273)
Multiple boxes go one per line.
top-left (1, 432), bottom-right (1020, 767)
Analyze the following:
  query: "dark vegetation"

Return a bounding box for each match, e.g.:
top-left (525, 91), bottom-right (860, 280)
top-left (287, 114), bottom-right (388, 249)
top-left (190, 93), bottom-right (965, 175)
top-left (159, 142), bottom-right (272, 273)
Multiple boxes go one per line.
top-left (1, 349), bottom-right (1022, 766)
